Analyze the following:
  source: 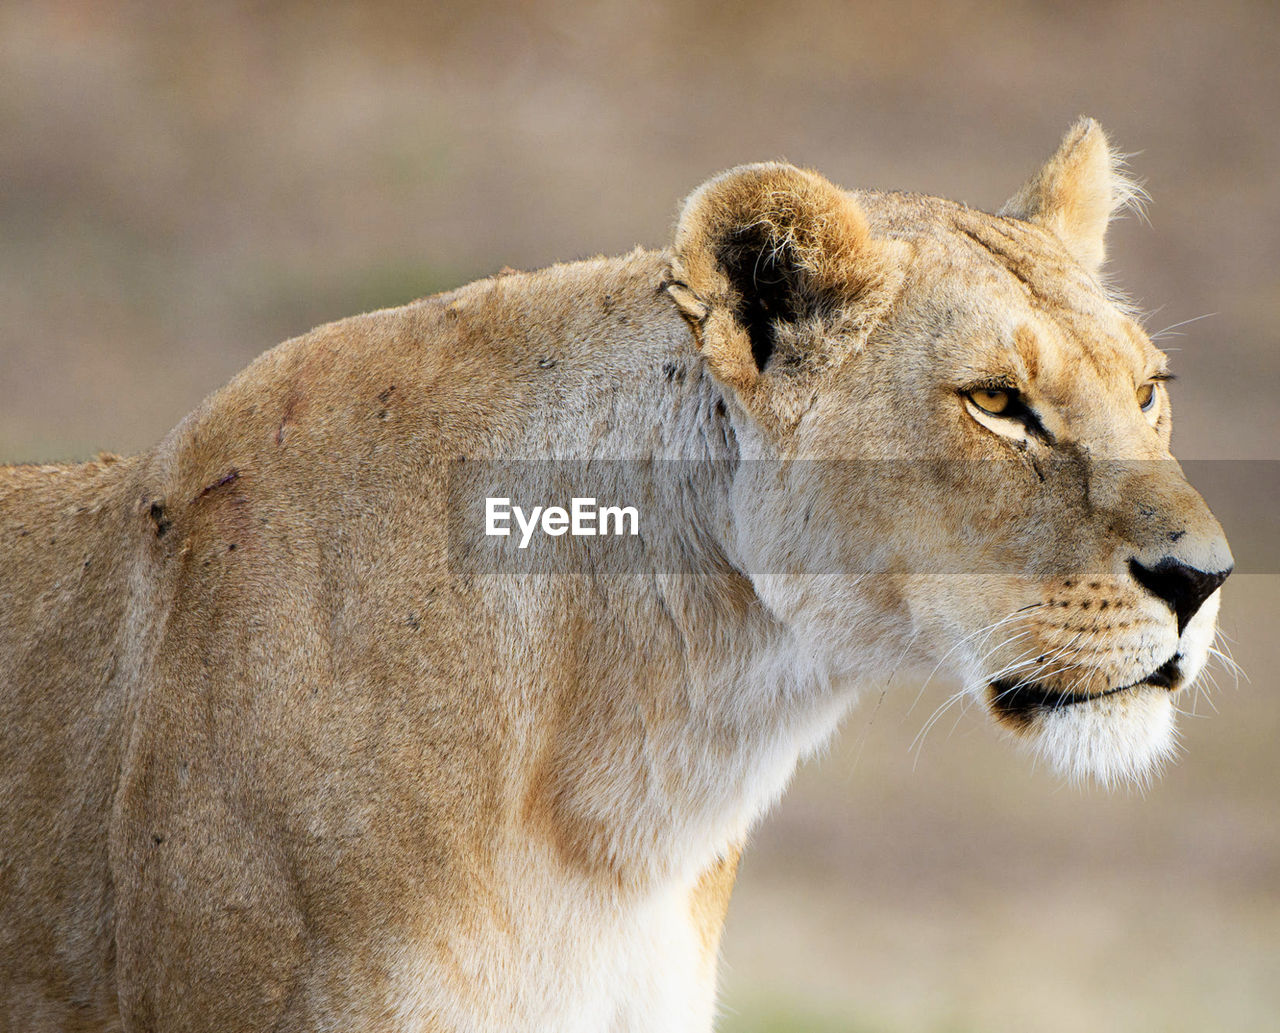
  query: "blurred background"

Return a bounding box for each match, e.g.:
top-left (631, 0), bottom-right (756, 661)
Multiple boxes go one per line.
top-left (2, 1), bottom-right (1276, 1030)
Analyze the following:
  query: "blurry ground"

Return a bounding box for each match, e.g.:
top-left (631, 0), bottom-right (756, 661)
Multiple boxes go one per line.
top-left (2, 2), bottom-right (1276, 1030)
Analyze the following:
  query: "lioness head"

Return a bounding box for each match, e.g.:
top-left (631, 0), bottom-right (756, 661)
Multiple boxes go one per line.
top-left (667, 119), bottom-right (1231, 785)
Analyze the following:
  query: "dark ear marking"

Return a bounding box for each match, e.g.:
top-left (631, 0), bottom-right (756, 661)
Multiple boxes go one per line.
top-left (716, 224), bottom-right (836, 372)
top-left (718, 225), bottom-right (793, 371)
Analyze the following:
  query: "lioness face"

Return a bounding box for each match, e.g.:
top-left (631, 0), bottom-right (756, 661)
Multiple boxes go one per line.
top-left (804, 201), bottom-right (1232, 785)
top-left (671, 121), bottom-right (1231, 784)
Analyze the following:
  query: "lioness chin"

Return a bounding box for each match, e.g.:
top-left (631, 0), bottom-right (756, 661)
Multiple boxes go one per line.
top-left (1, 119), bottom-right (1230, 1032)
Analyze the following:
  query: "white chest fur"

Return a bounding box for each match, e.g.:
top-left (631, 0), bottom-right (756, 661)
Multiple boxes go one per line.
top-left (387, 863), bottom-right (718, 1033)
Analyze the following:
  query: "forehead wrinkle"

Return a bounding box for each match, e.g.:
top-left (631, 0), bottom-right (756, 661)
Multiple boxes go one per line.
top-left (950, 214), bottom-right (1086, 312)
top-left (1062, 311), bottom-right (1151, 390)
top-left (947, 210), bottom-right (1142, 334)
top-left (955, 322), bottom-right (1043, 389)
top-left (1013, 324), bottom-right (1043, 381)
top-left (1028, 321), bottom-right (1098, 408)
top-left (1013, 318), bottom-right (1110, 415)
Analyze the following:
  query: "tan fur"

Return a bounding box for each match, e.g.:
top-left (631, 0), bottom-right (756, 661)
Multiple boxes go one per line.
top-left (688, 846), bottom-right (743, 971)
top-left (1, 122), bottom-right (1229, 1031)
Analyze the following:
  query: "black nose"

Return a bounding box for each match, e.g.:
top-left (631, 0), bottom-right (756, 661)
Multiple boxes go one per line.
top-left (1129, 558), bottom-right (1232, 635)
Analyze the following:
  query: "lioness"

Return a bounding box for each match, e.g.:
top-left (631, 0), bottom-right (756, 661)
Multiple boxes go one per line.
top-left (1, 119), bottom-right (1231, 1032)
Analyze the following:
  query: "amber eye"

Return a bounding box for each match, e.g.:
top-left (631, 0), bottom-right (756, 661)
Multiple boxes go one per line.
top-left (1137, 382), bottom-right (1156, 412)
top-left (967, 388), bottom-right (1013, 416)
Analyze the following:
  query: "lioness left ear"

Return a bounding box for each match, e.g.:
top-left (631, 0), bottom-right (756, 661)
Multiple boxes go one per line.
top-left (999, 117), bottom-right (1142, 276)
top-left (667, 162), bottom-right (887, 393)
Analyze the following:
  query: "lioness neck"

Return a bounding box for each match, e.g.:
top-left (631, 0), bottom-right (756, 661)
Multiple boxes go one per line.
top-left (428, 252), bottom-right (855, 892)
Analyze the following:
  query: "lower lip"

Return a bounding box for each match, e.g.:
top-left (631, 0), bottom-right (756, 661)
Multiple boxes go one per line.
top-left (989, 655), bottom-right (1183, 724)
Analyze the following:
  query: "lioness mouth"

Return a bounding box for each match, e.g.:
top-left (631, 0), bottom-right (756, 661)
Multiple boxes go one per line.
top-left (990, 654), bottom-right (1183, 727)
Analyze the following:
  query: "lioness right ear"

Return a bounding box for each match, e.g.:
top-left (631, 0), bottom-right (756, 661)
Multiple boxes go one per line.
top-left (667, 163), bottom-right (886, 394)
